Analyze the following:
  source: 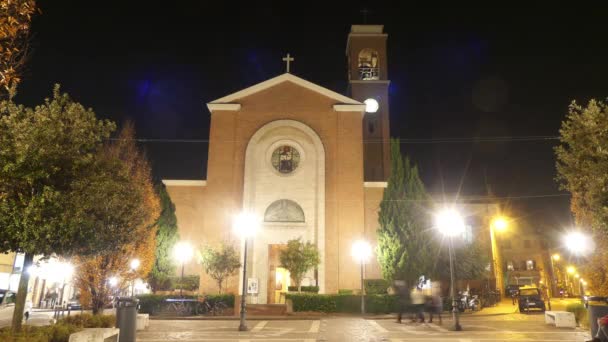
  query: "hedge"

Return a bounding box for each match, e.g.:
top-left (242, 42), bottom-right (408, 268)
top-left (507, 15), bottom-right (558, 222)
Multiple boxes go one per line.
top-left (286, 293), bottom-right (398, 313)
top-left (0, 314), bottom-right (116, 342)
top-left (137, 294), bottom-right (235, 315)
top-left (287, 286), bottom-right (319, 293)
top-left (364, 279), bottom-right (390, 295)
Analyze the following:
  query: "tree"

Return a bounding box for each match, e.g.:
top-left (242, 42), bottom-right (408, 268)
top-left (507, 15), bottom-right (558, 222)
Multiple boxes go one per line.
top-left (556, 99), bottom-right (608, 295)
top-left (0, 85), bottom-right (115, 330)
top-left (0, 0), bottom-right (37, 98)
top-left (279, 238), bottom-right (320, 292)
top-left (199, 242), bottom-right (241, 294)
top-left (73, 122), bottom-right (160, 314)
top-left (148, 184), bottom-right (180, 292)
top-left (377, 139), bottom-right (434, 289)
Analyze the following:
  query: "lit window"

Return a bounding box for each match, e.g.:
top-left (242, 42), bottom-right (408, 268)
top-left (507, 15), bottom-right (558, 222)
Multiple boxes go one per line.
top-left (526, 260), bottom-right (535, 270)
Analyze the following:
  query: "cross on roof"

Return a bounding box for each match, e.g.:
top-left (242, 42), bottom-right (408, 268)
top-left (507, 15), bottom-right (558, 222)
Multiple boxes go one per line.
top-left (360, 8), bottom-right (370, 24)
top-left (282, 53), bottom-right (294, 73)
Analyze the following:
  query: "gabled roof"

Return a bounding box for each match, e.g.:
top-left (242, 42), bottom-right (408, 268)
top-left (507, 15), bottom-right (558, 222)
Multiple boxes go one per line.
top-left (207, 73), bottom-right (362, 110)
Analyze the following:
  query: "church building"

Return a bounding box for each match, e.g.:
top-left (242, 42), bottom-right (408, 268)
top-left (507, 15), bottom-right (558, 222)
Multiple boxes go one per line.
top-left (163, 25), bottom-right (391, 304)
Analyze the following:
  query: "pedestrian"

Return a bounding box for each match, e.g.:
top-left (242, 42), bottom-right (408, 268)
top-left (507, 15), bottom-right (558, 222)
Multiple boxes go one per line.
top-left (586, 313), bottom-right (608, 342)
top-left (428, 282), bottom-right (443, 324)
top-left (395, 282), bottom-right (409, 324)
top-left (410, 286), bottom-right (425, 323)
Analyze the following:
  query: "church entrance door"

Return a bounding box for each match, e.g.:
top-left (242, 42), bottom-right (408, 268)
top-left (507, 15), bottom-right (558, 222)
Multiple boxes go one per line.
top-left (268, 244), bottom-right (290, 304)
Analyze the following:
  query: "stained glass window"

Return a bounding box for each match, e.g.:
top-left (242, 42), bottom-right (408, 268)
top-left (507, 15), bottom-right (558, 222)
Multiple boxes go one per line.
top-left (271, 146), bottom-right (300, 174)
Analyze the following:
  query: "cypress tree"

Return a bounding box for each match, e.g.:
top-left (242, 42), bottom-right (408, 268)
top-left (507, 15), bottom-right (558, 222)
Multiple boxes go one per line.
top-left (377, 139), bottom-right (433, 288)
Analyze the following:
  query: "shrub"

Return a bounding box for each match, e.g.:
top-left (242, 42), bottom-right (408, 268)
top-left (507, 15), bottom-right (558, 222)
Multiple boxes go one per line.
top-left (136, 293), bottom-right (235, 315)
top-left (0, 323), bottom-right (81, 342)
top-left (173, 275), bottom-right (200, 291)
top-left (59, 313), bottom-right (115, 328)
top-left (286, 293), bottom-right (337, 312)
top-left (566, 302), bottom-right (588, 325)
top-left (286, 293), bottom-right (398, 313)
top-left (364, 279), bottom-right (390, 295)
top-left (287, 286), bottom-right (319, 293)
top-left (338, 289), bottom-right (354, 295)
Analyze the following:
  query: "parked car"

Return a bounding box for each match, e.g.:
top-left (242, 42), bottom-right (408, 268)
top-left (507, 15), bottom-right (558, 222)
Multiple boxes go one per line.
top-left (518, 287), bottom-right (546, 313)
top-left (66, 299), bottom-right (82, 311)
top-left (0, 290), bottom-right (32, 320)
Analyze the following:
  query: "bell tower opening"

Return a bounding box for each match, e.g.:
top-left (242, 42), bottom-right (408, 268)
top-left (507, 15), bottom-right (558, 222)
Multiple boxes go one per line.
top-left (346, 25), bottom-right (391, 181)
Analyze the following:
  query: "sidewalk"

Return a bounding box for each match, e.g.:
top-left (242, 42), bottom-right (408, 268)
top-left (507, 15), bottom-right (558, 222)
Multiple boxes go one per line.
top-left (468, 299), bottom-right (518, 316)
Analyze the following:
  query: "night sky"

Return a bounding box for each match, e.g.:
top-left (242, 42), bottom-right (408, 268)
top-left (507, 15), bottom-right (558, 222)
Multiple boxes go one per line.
top-left (15, 2), bottom-right (608, 230)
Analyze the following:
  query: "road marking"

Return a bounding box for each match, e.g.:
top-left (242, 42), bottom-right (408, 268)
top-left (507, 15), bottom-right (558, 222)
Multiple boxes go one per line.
top-left (368, 320), bottom-right (389, 333)
top-left (308, 320), bottom-right (320, 333)
top-left (251, 320), bottom-right (267, 332)
top-left (425, 323), bottom-right (449, 333)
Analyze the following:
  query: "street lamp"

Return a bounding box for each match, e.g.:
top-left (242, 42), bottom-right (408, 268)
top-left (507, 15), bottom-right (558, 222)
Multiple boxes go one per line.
top-left (435, 208), bottom-right (465, 331)
top-left (351, 239), bottom-right (372, 315)
top-left (549, 253), bottom-right (561, 298)
top-left (490, 216), bottom-right (509, 294)
top-left (173, 241), bottom-right (194, 297)
top-left (564, 231), bottom-right (593, 256)
top-left (233, 211), bottom-right (260, 331)
top-left (130, 259), bottom-right (140, 297)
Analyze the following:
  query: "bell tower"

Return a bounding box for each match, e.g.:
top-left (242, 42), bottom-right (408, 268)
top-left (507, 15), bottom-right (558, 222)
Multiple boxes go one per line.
top-left (346, 25), bottom-right (390, 181)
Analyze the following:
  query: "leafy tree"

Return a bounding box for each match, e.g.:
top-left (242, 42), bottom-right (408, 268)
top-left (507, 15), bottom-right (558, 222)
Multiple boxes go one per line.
top-left (279, 238), bottom-right (320, 292)
top-left (432, 239), bottom-right (490, 283)
top-left (0, 85), bottom-right (115, 330)
top-left (556, 99), bottom-right (608, 295)
top-left (148, 184), bottom-right (179, 292)
top-left (72, 122), bottom-right (160, 314)
top-left (0, 0), bottom-right (37, 97)
top-left (199, 242), bottom-right (241, 294)
top-left (377, 139), bottom-right (434, 289)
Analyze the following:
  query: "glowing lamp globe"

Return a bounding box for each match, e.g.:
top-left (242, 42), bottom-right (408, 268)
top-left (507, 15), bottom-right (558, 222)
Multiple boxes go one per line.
top-left (493, 217), bottom-right (508, 231)
top-left (435, 208), bottom-right (465, 237)
top-left (351, 239), bottom-right (372, 263)
top-left (173, 241), bottom-right (194, 264)
top-left (364, 98), bottom-right (379, 113)
top-left (564, 231), bottom-right (593, 255)
top-left (130, 259), bottom-right (141, 271)
top-left (233, 211), bottom-right (260, 238)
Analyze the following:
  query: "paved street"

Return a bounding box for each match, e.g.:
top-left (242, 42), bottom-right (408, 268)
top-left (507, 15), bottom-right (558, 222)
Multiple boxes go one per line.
top-left (138, 314), bottom-right (592, 341)
top-left (0, 309), bottom-right (54, 328)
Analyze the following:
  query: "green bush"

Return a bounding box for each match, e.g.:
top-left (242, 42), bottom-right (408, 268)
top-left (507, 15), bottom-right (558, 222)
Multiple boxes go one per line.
top-left (566, 302), bottom-right (588, 325)
top-left (59, 313), bottom-right (115, 328)
top-left (173, 275), bottom-right (200, 291)
top-left (0, 323), bottom-right (81, 342)
top-left (136, 293), bottom-right (235, 315)
top-left (338, 289), bottom-right (354, 295)
top-left (287, 286), bottom-right (319, 293)
top-left (286, 293), bottom-right (337, 312)
top-left (286, 293), bottom-right (398, 313)
top-left (364, 279), bottom-right (390, 295)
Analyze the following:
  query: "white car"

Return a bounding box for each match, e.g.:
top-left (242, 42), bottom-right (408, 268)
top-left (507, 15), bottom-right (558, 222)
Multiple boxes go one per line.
top-left (0, 290), bottom-right (32, 321)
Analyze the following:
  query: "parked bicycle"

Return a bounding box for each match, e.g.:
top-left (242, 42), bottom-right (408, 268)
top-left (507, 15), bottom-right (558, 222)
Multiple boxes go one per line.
top-left (197, 295), bottom-right (228, 316)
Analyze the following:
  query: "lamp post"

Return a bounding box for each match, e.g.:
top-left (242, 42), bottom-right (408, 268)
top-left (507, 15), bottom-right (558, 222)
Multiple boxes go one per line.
top-left (566, 266), bottom-right (575, 296)
top-left (435, 208), bottom-right (465, 331)
top-left (351, 239), bottom-right (372, 315)
top-left (549, 253), bottom-right (560, 298)
top-left (130, 259), bottom-right (140, 297)
top-left (490, 216), bottom-right (508, 295)
top-left (173, 242), bottom-right (194, 297)
top-left (233, 211), bottom-right (260, 332)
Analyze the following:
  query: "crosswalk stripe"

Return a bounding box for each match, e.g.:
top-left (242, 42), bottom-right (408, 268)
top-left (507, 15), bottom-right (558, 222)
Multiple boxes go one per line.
top-left (308, 320), bottom-right (320, 333)
top-left (251, 320), bottom-right (268, 332)
top-left (369, 320), bottom-right (389, 333)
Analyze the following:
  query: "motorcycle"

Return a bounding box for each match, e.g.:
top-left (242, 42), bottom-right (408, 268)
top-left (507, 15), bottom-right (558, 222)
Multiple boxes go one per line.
top-left (457, 290), bottom-right (481, 312)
